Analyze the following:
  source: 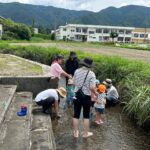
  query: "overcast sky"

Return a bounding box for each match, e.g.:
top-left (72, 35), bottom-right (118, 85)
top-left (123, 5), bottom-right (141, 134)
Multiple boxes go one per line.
top-left (1, 0), bottom-right (150, 12)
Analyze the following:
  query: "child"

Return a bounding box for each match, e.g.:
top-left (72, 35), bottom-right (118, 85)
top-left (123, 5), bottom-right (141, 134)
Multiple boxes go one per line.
top-left (90, 79), bottom-right (100, 119)
top-left (94, 84), bottom-right (106, 125)
top-left (66, 79), bottom-right (75, 106)
top-left (95, 79), bottom-right (100, 89)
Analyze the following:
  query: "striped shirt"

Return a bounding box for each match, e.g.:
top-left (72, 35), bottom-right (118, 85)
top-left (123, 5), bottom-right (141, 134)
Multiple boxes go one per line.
top-left (73, 67), bottom-right (96, 96)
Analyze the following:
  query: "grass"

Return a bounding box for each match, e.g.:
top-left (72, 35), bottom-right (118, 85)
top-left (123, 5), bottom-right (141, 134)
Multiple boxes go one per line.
top-left (2, 37), bottom-right (150, 51)
top-left (0, 42), bottom-right (150, 127)
top-left (116, 43), bottom-right (150, 51)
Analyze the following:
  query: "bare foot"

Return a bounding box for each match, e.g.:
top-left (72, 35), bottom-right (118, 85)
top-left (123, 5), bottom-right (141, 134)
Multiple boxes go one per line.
top-left (73, 130), bottom-right (79, 138)
top-left (82, 132), bottom-right (93, 138)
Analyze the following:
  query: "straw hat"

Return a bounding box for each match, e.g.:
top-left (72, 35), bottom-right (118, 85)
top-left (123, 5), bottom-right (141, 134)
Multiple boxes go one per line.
top-left (103, 79), bottom-right (112, 86)
top-left (98, 84), bottom-right (106, 93)
top-left (68, 79), bottom-right (74, 85)
top-left (56, 87), bottom-right (67, 98)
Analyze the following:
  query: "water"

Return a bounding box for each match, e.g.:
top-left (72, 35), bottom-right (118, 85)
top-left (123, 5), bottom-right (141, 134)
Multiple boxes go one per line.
top-left (52, 78), bottom-right (150, 150)
top-left (52, 105), bottom-right (150, 150)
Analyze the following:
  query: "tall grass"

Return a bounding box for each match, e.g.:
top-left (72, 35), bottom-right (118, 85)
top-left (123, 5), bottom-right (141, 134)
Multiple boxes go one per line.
top-left (0, 43), bottom-right (150, 127)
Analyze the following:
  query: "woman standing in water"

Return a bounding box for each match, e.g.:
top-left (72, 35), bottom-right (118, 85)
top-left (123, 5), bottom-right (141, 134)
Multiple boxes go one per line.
top-left (73, 57), bottom-right (96, 138)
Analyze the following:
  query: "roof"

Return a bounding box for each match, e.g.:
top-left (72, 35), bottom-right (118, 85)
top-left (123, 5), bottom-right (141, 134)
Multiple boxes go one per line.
top-left (65, 24), bottom-right (135, 30)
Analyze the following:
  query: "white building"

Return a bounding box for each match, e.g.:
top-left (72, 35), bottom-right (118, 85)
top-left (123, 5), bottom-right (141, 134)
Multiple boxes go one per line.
top-left (55, 24), bottom-right (135, 43)
top-left (34, 28), bottom-right (39, 34)
top-left (0, 24), bottom-right (2, 39)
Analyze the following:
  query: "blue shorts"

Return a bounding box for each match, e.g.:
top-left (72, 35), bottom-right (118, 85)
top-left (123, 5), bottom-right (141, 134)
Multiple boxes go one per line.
top-left (95, 108), bottom-right (105, 114)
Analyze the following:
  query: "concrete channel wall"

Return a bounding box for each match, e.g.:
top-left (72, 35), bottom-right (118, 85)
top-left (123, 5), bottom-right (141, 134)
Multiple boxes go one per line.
top-left (0, 54), bottom-right (57, 150)
top-left (0, 76), bottom-right (58, 97)
top-left (0, 54), bottom-right (58, 97)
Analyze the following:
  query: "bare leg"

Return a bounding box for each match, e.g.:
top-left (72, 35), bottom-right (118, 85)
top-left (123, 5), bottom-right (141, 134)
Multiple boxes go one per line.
top-left (73, 118), bottom-right (79, 137)
top-left (83, 119), bottom-right (93, 138)
top-left (95, 112), bottom-right (101, 121)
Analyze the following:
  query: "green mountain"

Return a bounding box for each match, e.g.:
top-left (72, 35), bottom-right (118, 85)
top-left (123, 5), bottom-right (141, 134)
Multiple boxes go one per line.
top-left (0, 2), bottom-right (150, 29)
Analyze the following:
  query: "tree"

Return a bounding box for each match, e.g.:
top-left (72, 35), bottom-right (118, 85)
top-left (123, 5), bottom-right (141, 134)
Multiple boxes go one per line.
top-left (110, 32), bottom-right (118, 42)
top-left (51, 33), bottom-right (55, 40)
top-left (1, 18), bottom-right (32, 40)
top-left (16, 24), bottom-right (32, 40)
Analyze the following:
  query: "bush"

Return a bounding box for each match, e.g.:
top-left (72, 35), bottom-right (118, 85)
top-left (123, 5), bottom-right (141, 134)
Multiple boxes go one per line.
top-left (15, 24), bottom-right (32, 40)
top-left (33, 33), bottom-right (51, 40)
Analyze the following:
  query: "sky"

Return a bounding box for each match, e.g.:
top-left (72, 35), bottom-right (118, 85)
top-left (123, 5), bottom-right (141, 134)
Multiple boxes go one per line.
top-left (1, 0), bottom-right (150, 12)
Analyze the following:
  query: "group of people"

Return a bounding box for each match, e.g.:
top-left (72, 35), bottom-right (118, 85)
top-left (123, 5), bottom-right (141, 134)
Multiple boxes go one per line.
top-left (34, 51), bottom-right (119, 138)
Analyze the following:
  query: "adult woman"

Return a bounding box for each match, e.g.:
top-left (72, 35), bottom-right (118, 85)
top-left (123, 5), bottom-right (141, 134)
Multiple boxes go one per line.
top-left (49, 55), bottom-right (72, 88)
top-left (73, 57), bottom-right (96, 138)
top-left (65, 51), bottom-right (79, 77)
top-left (65, 51), bottom-right (79, 85)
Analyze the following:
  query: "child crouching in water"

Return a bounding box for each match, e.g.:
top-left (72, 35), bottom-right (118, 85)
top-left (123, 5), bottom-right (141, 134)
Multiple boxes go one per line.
top-left (66, 79), bottom-right (75, 107)
top-left (94, 84), bottom-right (106, 125)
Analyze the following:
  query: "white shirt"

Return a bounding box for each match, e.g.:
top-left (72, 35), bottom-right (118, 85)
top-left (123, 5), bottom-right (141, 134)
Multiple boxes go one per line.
top-left (107, 86), bottom-right (119, 99)
top-left (35, 89), bottom-right (59, 102)
top-left (94, 93), bottom-right (106, 109)
top-left (73, 67), bottom-right (96, 96)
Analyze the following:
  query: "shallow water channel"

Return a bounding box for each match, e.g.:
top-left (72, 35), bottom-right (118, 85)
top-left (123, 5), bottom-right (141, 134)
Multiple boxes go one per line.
top-left (52, 78), bottom-right (150, 150)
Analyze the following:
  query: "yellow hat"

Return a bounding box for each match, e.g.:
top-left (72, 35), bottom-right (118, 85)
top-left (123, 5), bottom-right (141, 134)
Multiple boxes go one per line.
top-left (56, 87), bottom-right (67, 98)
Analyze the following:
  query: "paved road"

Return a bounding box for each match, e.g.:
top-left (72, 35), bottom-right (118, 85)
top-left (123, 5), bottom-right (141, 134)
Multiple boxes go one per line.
top-left (10, 43), bottom-right (150, 63)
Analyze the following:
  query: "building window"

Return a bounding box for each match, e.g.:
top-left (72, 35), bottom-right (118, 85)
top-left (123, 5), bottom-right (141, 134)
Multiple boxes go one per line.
top-left (125, 30), bottom-right (132, 34)
top-left (125, 37), bottom-right (131, 42)
top-left (75, 35), bottom-right (82, 40)
top-left (82, 28), bottom-right (88, 33)
top-left (76, 28), bottom-right (81, 33)
top-left (71, 29), bottom-right (75, 32)
top-left (63, 36), bottom-right (66, 40)
top-left (99, 36), bottom-right (103, 41)
top-left (118, 30), bottom-right (124, 34)
top-left (96, 29), bottom-right (102, 33)
top-left (63, 28), bottom-right (66, 31)
top-left (103, 29), bottom-right (110, 34)
top-left (89, 31), bottom-right (94, 34)
top-left (140, 34), bottom-right (145, 38)
top-left (103, 36), bottom-right (109, 41)
top-left (118, 37), bottom-right (124, 42)
top-left (134, 33), bottom-right (139, 38)
top-left (111, 29), bottom-right (117, 33)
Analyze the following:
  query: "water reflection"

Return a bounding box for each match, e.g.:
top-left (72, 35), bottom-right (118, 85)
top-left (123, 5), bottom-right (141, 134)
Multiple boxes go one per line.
top-left (52, 78), bottom-right (150, 150)
top-left (52, 104), bottom-right (150, 150)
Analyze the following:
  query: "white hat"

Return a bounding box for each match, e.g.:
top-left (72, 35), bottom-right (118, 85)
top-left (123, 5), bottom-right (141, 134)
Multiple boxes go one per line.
top-left (103, 79), bottom-right (112, 86)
